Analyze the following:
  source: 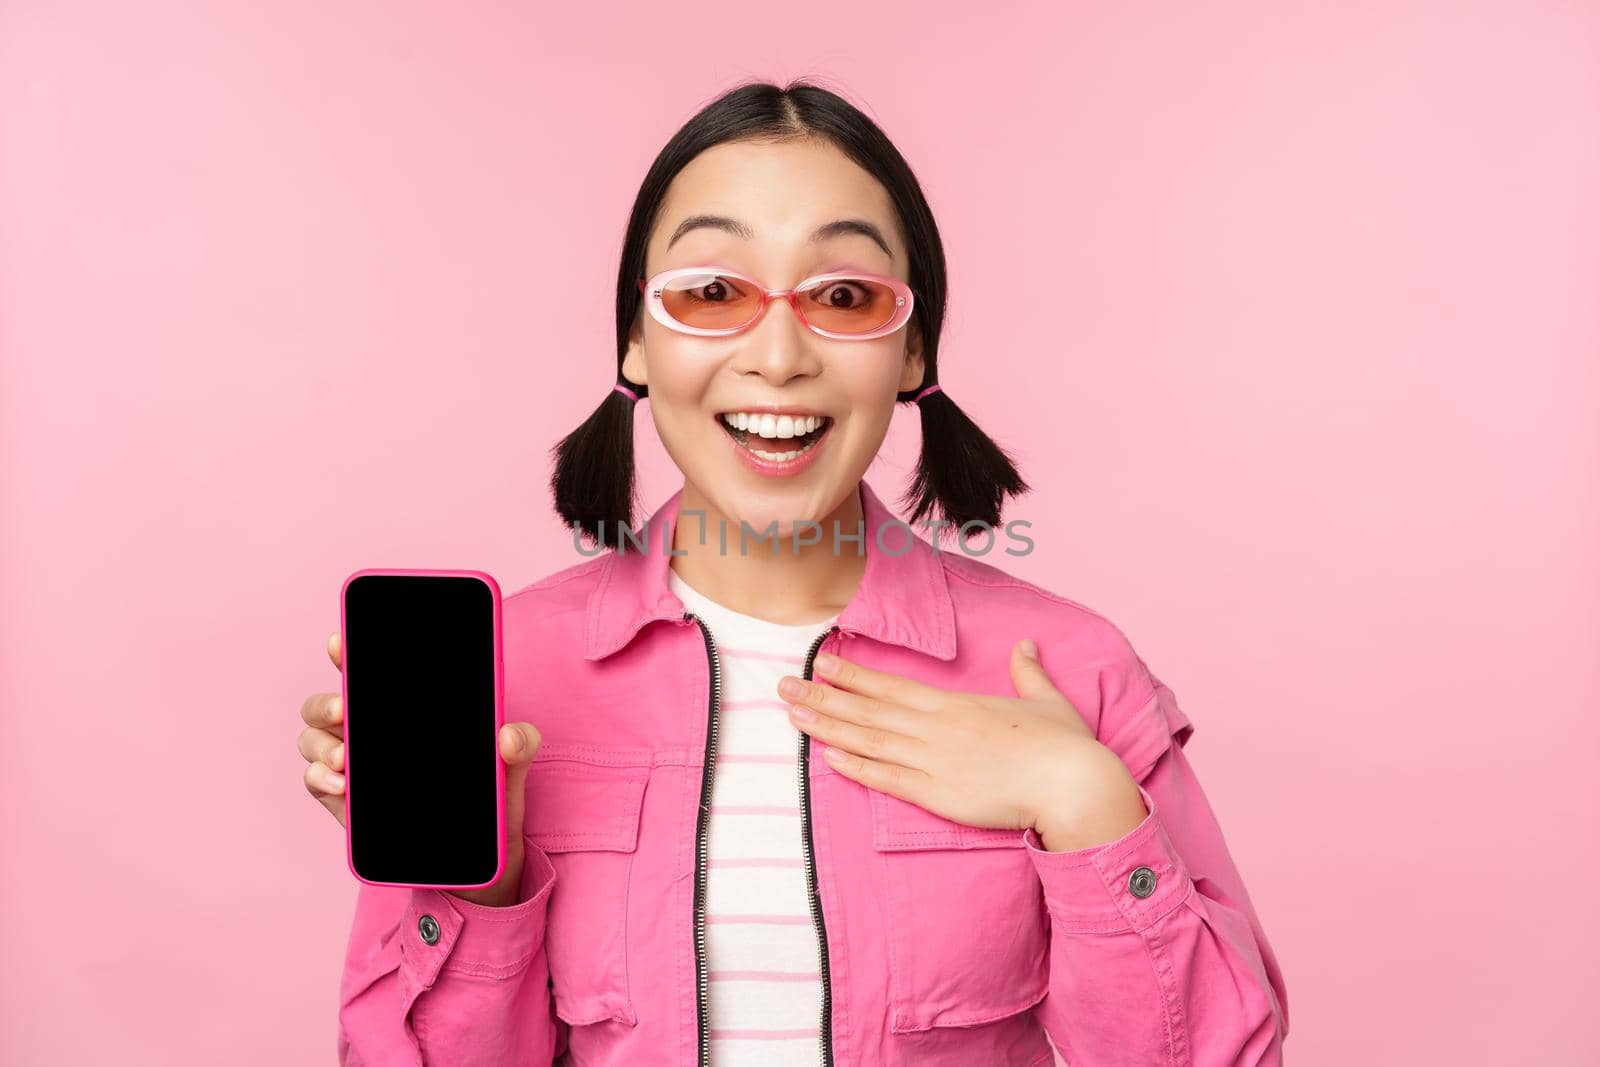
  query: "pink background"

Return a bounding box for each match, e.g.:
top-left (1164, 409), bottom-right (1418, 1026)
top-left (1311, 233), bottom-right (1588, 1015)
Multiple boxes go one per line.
top-left (3, 3), bottom-right (1597, 1064)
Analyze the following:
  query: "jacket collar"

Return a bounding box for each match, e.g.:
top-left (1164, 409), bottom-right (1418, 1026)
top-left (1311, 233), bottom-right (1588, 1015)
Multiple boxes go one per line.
top-left (583, 477), bottom-right (957, 662)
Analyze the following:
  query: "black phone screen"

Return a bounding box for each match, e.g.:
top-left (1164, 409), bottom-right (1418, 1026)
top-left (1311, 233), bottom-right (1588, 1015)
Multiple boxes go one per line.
top-left (343, 573), bottom-right (501, 887)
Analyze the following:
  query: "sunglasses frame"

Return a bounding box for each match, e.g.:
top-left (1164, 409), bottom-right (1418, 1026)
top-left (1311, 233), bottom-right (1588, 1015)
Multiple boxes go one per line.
top-left (636, 266), bottom-right (916, 340)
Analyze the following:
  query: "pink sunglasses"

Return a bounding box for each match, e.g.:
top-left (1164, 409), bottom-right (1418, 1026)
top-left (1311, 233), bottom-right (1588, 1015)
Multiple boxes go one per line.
top-left (637, 266), bottom-right (916, 340)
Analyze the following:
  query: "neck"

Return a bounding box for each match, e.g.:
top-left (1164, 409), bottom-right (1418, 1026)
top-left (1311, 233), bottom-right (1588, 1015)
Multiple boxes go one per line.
top-left (668, 480), bottom-right (866, 626)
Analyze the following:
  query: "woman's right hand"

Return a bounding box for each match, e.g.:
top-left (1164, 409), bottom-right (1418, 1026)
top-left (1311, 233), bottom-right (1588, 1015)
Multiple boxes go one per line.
top-left (299, 630), bottom-right (543, 907)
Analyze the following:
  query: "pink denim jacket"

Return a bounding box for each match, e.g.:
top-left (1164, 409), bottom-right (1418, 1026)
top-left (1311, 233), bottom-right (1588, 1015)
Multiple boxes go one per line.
top-left (337, 478), bottom-right (1290, 1066)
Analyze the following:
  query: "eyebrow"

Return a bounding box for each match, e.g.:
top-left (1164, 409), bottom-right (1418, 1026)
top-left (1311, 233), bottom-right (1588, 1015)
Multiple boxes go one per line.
top-left (664, 214), bottom-right (896, 261)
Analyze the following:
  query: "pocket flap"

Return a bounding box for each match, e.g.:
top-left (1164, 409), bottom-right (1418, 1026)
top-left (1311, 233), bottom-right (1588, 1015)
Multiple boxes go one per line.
top-left (869, 789), bottom-right (1025, 851)
top-left (524, 744), bottom-right (652, 854)
top-left (1104, 669), bottom-right (1195, 784)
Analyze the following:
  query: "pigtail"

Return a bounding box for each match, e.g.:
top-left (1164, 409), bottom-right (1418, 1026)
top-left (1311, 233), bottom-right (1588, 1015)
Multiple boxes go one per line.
top-left (548, 380), bottom-right (644, 547)
top-left (900, 386), bottom-right (1029, 535)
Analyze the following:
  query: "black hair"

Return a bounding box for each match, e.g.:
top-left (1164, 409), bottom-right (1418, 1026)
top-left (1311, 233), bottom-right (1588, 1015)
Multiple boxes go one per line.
top-left (549, 78), bottom-right (1028, 546)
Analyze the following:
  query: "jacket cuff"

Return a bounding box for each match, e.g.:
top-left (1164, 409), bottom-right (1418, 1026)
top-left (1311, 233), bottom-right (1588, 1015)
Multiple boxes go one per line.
top-left (1021, 783), bottom-right (1193, 934)
top-left (399, 845), bottom-right (557, 990)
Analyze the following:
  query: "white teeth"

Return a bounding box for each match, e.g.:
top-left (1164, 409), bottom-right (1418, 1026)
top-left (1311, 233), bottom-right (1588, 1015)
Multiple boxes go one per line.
top-left (720, 412), bottom-right (826, 440)
top-left (718, 411), bottom-right (830, 462)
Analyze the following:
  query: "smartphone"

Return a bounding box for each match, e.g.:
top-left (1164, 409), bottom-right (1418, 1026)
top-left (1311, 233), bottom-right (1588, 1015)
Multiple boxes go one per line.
top-left (340, 568), bottom-right (505, 890)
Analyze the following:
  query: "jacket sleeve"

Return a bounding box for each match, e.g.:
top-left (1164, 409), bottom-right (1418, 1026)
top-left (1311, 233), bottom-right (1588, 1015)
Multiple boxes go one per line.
top-left (336, 845), bottom-right (569, 1066)
top-left (1023, 648), bottom-right (1290, 1066)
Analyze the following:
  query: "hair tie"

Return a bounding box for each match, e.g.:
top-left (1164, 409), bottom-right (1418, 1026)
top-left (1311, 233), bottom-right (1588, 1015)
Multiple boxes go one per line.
top-left (613, 378), bottom-right (642, 403)
top-left (913, 382), bottom-right (942, 403)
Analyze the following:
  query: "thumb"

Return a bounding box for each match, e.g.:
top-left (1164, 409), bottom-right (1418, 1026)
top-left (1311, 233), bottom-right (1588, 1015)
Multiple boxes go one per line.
top-left (500, 721), bottom-right (542, 766)
top-left (501, 722), bottom-right (541, 837)
top-left (1009, 638), bottom-right (1060, 701)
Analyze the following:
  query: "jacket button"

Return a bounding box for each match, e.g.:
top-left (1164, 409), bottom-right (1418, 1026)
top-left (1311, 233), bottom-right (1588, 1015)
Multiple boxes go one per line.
top-left (1127, 866), bottom-right (1157, 899)
top-left (418, 913), bottom-right (441, 945)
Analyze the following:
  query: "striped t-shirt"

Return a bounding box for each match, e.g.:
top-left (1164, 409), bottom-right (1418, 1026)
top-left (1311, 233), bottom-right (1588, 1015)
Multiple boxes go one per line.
top-left (668, 566), bottom-right (840, 1065)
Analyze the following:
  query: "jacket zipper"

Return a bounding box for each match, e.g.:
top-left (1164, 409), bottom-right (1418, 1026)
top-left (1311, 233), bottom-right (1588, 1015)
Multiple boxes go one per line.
top-left (687, 613), bottom-right (722, 1067)
top-left (798, 624), bottom-right (841, 1067)
top-left (687, 613), bottom-right (840, 1067)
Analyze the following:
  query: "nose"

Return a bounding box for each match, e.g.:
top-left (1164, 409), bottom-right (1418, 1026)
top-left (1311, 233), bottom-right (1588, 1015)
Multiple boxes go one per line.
top-left (733, 291), bottom-right (819, 383)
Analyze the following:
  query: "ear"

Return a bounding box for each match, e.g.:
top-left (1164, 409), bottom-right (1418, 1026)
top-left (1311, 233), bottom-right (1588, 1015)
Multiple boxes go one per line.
top-left (898, 320), bottom-right (926, 392)
top-left (622, 315), bottom-right (648, 386)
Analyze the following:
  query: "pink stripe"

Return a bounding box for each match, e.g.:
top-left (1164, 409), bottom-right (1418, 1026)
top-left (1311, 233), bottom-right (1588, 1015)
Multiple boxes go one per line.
top-left (711, 805), bottom-right (800, 816)
top-left (706, 913), bottom-right (813, 925)
top-left (720, 647), bottom-right (806, 664)
top-left (708, 857), bottom-right (803, 869)
top-left (716, 753), bottom-right (795, 764)
top-left (720, 698), bottom-right (794, 711)
top-left (711, 1028), bottom-right (820, 1040)
top-left (709, 970), bottom-right (820, 982)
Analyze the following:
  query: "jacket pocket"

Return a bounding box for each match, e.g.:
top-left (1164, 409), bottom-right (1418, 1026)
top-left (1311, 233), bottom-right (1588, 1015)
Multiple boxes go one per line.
top-left (870, 789), bottom-right (1050, 1034)
top-left (523, 743), bottom-right (652, 1027)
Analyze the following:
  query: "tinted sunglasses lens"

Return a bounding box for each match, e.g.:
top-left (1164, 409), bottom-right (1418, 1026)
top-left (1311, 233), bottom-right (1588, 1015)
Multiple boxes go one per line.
top-left (800, 277), bottom-right (903, 335)
top-left (658, 273), bottom-right (762, 331)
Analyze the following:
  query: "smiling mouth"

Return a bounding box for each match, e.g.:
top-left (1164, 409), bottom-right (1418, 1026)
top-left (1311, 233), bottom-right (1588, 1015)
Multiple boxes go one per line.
top-left (717, 414), bottom-right (834, 460)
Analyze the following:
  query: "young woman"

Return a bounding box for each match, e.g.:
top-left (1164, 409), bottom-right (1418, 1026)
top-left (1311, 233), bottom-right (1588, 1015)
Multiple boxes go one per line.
top-left (304, 81), bottom-right (1290, 1066)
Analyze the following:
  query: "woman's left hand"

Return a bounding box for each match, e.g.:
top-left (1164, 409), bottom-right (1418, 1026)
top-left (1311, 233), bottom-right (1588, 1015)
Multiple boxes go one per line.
top-left (778, 639), bottom-right (1150, 852)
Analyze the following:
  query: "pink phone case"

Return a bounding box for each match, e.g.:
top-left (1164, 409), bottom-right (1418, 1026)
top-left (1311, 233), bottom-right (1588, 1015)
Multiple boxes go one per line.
top-left (340, 567), bottom-right (507, 891)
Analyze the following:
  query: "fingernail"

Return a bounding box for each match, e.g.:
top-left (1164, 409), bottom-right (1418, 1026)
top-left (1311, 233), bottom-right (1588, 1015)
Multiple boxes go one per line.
top-left (779, 676), bottom-right (805, 699)
top-left (508, 729), bottom-right (523, 754)
top-left (330, 743), bottom-right (344, 768)
top-left (1019, 638), bottom-right (1038, 660)
top-left (814, 652), bottom-right (838, 675)
top-left (327, 770), bottom-right (345, 791)
top-left (789, 703), bottom-right (815, 724)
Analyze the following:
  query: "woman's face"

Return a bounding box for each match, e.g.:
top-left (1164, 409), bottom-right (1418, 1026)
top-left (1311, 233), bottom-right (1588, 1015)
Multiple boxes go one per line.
top-left (622, 137), bottom-right (925, 538)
